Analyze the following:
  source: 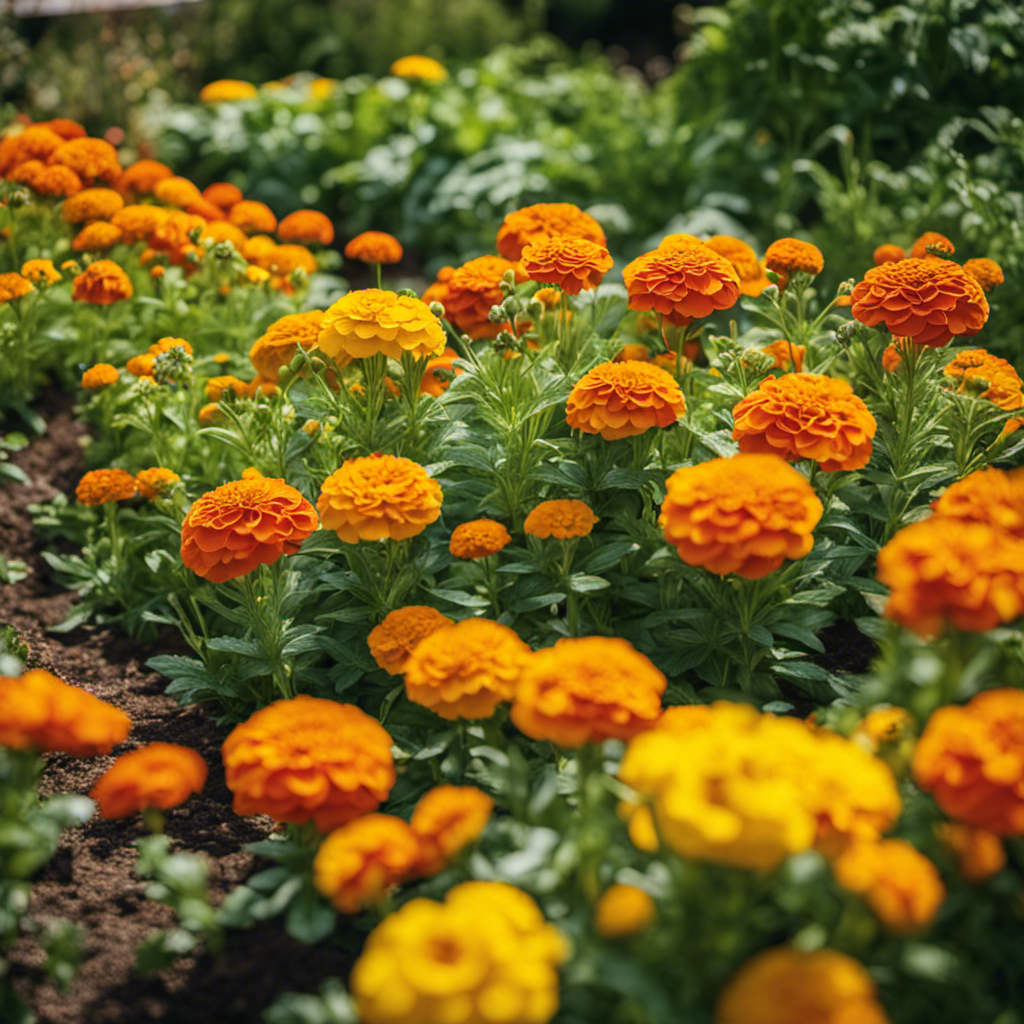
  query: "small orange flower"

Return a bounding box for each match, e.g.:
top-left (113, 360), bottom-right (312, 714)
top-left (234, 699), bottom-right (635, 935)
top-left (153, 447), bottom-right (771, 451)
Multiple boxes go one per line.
top-left (199, 79), bottom-right (258, 102)
top-left (497, 202), bottom-right (606, 261)
top-left (344, 231), bottom-right (403, 265)
top-left (181, 475), bottom-right (318, 583)
top-left (449, 519), bottom-right (512, 559)
top-left (624, 243), bottom-right (740, 325)
top-left (962, 257), bottom-right (1004, 292)
top-left (932, 466), bottom-right (1024, 537)
top-left (47, 137), bottom-right (121, 185)
top-left (62, 187), bottom-right (125, 224)
top-left (873, 243), bottom-right (906, 265)
top-left (936, 822), bottom-right (1006, 882)
top-left (135, 467), bottom-right (180, 500)
top-left (732, 373), bottom-right (877, 472)
top-left (410, 785), bottom-right (494, 875)
top-left (71, 221), bottom-right (123, 252)
top-left (511, 636), bottom-right (666, 746)
top-left (114, 159), bottom-right (173, 197)
top-left (278, 209), bottom-right (335, 246)
top-left (942, 348), bottom-right (1023, 410)
top-left (367, 606), bottom-right (454, 675)
top-left (854, 707), bottom-right (915, 752)
top-left (223, 697), bottom-right (395, 831)
top-left (763, 237), bottom-right (824, 288)
top-left (81, 363), bottom-right (119, 391)
top-left (90, 742), bottom-right (207, 819)
top-left (850, 258), bottom-right (989, 347)
top-left (909, 231), bottom-right (955, 259)
top-left (760, 339), bottom-right (805, 372)
top-left (594, 884), bottom-right (656, 939)
top-left (198, 403), bottom-right (222, 425)
top-left (205, 375), bottom-right (250, 402)
top-left (76, 468), bottom-right (137, 505)
top-left (389, 55), bottom-right (448, 81)
top-left (566, 360), bottom-right (686, 440)
top-left (318, 289), bottom-right (445, 362)
top-left (705, 235), bottom-right (770, 296)
top-left (660, 453), bottom-right (823, 578)
top-left (264, 244), bottom-right (317, 277)
top-left (418, 347), bottom-right (463, 396)
top-left (441, 256), bottom-right (525, 339)
top-left (249, 310), bottom-right (326, 382)
top-left (126, 353), bottom-right (155, 377)
top-left (881, 343), bottom-right (903, 372)
top-left (71, 259), bottom-right (133, 305)
top-left (200, 220), bottom-right (248, 250)
top-left (35, 118), bottom-right (87, 139)
top-left (229, 199), bottom-right (278, 235)
top-left (404, 618), bottom-right (531, 720)
top-left (153, 175), bottom-right (202, 209)
top-left (31, 165), bottom-right (83, 197)
top-left (520, 236), bottom-right (613, 295)
top-left (0, 125), bottom-right (64, 173)
top-left (201, 182), bottom-right (244, 209)
top-left (21, 259), bottom-right (61, 285)
top-left (0, 273), bottom-right (34, 303)
top-left (524, 499), bottom-right (598, 539)
top-left (111, 204), bottom-right (168, 244)
top-left (0, 669), bottom-right (131, 756)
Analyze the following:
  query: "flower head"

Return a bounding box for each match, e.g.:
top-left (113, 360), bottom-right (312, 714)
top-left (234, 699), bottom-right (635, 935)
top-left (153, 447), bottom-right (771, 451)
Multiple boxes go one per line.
top-left (201, 182), bottom-right (244, 209)
top-left (0, 125), bottom-right (64, 173)
top-left (153, 175), bottom-right (201, 208)
top-left (942, 348), bottom-right (1023, 410)
top-left (760, 339), bottom-right (804, 372)
top-left (89, 743), bottom-right (207, 819)
top-left (367, 605), bottom-right (453, 676)
top-left (624, 242), bottom-right (740, 325)
top-left (62, 187), bottom-right (124, 224)
top-left (135, 467), bottom-right (180, 500)
top-left (764, 237), bottom-right (824, 288)
top-left (419, 348), bottom-right (464, 396)
top-left (47, 138), bottom-right (121, 184)
top-left (21, 259), bottom-right (61, 285)
top-left (222, 696), bottom-right (395, 831)
top-left (593, 884), bottom-right (656, 939)
top-left (936, 822), bottom-right (1006, 882)
top-left (566, 360), bottom-right (685, 440)
top-left (229, 199), bottom-right (277, 235)
top-left (410, 785), bottom-right (494, 875)
top-left (249, 309), bottom-right (326, 382)
top-left (705, 235), bottom-right (770, 296)
top-left (909, 231), bottom-right (955, 259)
top-left (932, 467), bottom-right (1024, 537)
top-left (389, 55), bottom-right (448, 81)
top-left (71, 259), bottom-right (133, 304)
top-left (449, 519), bottom-right (512, 559)
top-left (873, 243), bottom-right (906, 265)
top-left (318, 289), bottom-right (445, 362)
top-left (199, 79), bottom-right (258, 102)
top-left (76, 468), bottom-right (137, 505)
top-left (344, 231), bottom-right (403, 265)
top-left (81, 363), bottom-right (119, 391)
top-left (111, 204), bottom-right (167, 244)
top-left (524, 499), bottom-right (597, 540)
top-left (115, 159), bottom-right (173, 197)
top-left (520, 236), bottom-right (613, 294)
top-left (497, 202), bottom-right (606, 261)
top-left (0, 273), bottom-right (34, 303)
top-left (33, 165), bottom-right (83, 197)
top-left (442, 256), bottom-right (525, 338)
top-left (278, 209), bottom-right (335, 246)
top-left (72, 221), bottom-right (123, 252)
top-left (962, 257), bottom-right (1004, 292)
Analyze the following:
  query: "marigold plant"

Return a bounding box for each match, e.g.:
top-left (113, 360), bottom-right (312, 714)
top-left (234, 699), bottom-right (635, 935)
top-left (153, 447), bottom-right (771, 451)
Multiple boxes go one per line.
top-left (932, 467), bottom-right (1024, 537)
top-left (47, 137), bottom-right (121, 184)
top-left (942, 349), bottom-right (1023, 410)
top-left (419, 348), bottom-right (463, 396)
top-left (344, 231), bottom-right (403, 265)
top-left (115, 158), bottom-right (173, 196)
top-left (449, 519), bottom-right (512, 559)
top-left (61, 187), bottom-right (124, 224)
top-left (496, 202), bottom-right (606, 261)
top-left (72, 221), bottom-right (123, 252)
top-left (705, 235), bottom-right (770, 296)
top-left (520, 236), bottom-right (613, 294)
top-left (317, 289), bottom-right (445, 362)
top-left (760, 339), bottom-right (804, 372)
top-left (71, 259), bottom-right (133, 305)
top-left (566, 360), bottom-right (686, 440)
top-left (135, 467), bottom-right (180, 500)
top-left (89, 742), bottom-right (207, 819)
top-left (409, 785), bottom-right (494, 875)
top-left (76, 468), bottom-right (137, 505)
top-left (523, 499), bottom-right (598, 539)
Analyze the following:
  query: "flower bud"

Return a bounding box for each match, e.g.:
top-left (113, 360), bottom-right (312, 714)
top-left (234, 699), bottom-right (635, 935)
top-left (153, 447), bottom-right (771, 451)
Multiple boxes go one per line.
top-left (838, 277), bottom-right (856, 296)
top-left (487, 305), bottom-right (504, 323)
top-left (396, 287), bottom-right (417, 299)
top-left (429, 301), bottom-right (446, 318)
top-left (277, 365), bottom-right (294, 387)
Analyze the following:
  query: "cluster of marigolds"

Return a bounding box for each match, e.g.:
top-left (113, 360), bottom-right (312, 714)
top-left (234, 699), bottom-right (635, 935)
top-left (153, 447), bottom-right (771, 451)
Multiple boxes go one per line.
top-left (3, 98), bottom-right (1024, 1024)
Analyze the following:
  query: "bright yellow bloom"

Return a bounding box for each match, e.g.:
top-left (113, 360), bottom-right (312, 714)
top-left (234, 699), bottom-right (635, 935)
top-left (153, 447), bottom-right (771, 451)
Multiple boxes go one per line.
top-left (318, 289), bottom-right (445, 362)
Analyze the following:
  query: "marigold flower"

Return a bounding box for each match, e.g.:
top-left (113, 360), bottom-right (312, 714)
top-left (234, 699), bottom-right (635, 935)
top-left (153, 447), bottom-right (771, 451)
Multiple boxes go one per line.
top-left (932, 467), bottom-right (1024, 537)
top-left (199, 79), bottom-right (259, 102)
top-left (566, 360), bottom-right (685, 441)
top-left (881, 343), bottom-right (903, 372)
top-left (511, 636), bottom-right (666, 747)
top-left (277, 208), bottom-right (334, 246)
top-left (247, 309), bottom-right (325, 382)
top-left (32, 165), bottom-right (83, 197)
top-left (0, 125), bottom-right (64, 173)
top-left (153, 176), bottom-right (202, 209)
top-left (410, 785), bottom-right (494, 875)
top-left (520, 236), bottom-right (613, 295)
top-left (624, 243), bottom-right (740, 325)
top-left (21, 259), bottom-right (61, 285)
top-left (660, 453), bottom-right (822, 578)
top-left (71, 259), bottom-right (133, 305)
top-left (850, 258), bottom-right (989, 348)
top-left (205, 375), bottom-right (250, 402)
top-left (61, 187), bottom-right (124, 224)
top-left (449, 519), bottom-right (512, 559)
top-left (404, 618), bottom-right (530, 720)
top-left (873, 243), bottom-right (906, 265)
top-left (181, 475), bottom-right (318, 583)
top-left (72, 221), bottom-right (123, 252)
top-left (318, 289), bottom-right (445, 363)
top-left (438, 256), bottom-right (524, 338)
top-left (115, 159), bottom-right (173, 197)
top-left (200, 219), bottom-right (248, 250)
top-left (705, 235), bottom-right (770, 296)
top-left (497, 202), bottom-right (606, 261)
top-left (111, 204), bottom-right (167, 244)
top-left (418, 347), bottom-right (463, 396)
top-left (764, 237), bottom-right (825, 289)
top-left (198, 402), bottom-right (222, 426)
top-left (7, 159), bottom-right (44, 188)
top-left (229, 199), bottom-right (277, 235)
top-left (313, 814), bottom-right (421, 913)
top-left (48, 137), bottom-right (121, 185)
top-left (200, 182), bottom-right (244, 210)
top-left (0, 273), bottom-right (34, 303)
top-left (81, 363), bottom-right (119, 391)
top-left (853, 707), bottom-right (915, 752)
top-left (367, 605), bottom-right (454, 675)
top-left (593, 884), bottom-right (655, 939)
top-left (76, 468), bottom-right (137, 505)
top-left (942, 348), bottom-right (1023, 410)
top-left (389, 55), bottom-right (449, 81)
top-left (715, 947), bottom-right (891, 1024)
top-left (343, 230), bottom-right (402, 265)
top-left (962, 257), bottom-right (1003, 292)
top-left (245, 265), bottom-right (270, 285)
top-left (0, 669), bottom-right (131, 756)
top-left (732, 373), bottom-right (877, 472)
top-left (936, 822), bottom-right (1006, 882)
top-left (877, 516), bottom-right (1024, 636)
top-left (223, 697), bottom-right (394, 831)
top-left (523, 499), bottom-right (597, 540)
top-left (89, 742), bottom-right (207, 819)
top-left (909, 231), bottom-right (955, 259)
top-left (760, 339), bottom-right (804, 372)
top-left (913, 689), bottom-right (1024, 835)
top-left (136, 467), bottom-right (180, 500)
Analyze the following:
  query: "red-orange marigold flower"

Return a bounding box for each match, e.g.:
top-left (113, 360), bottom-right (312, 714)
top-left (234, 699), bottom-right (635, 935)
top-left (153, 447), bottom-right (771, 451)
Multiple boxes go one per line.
top-left (229, 199), bottom-right (278, 235)
top-left (962, 257), bottom-right (1004, 292)
top-left (115, 159), bottom-right (173, 197)
top-left (873, 244), bottom-right (906, 265)
top-left (909, 231), bottom-right (955, 259)
top-left (201, 182), bottom-right (244, 209)
top-left (32, 164), bottom-right (83, 197)
top-left (278, 209), bottom-right (334, 246)
top-left (942, 348), bottom-right (1023, 410)
top-left (567, 360), bottom-right (686, 440)
top-left (932, 467), bottom-right (1024, 537)
top-left (367, 605), bottom-right (454, 675)
top-left (81, 363), bottom-right (119, 391)
top-left (520, 236), bottom-right (613, 295)
top-left (76, 468), bottom-right (137, 505)
top-left (90, 742), bottom-right (207, 818)
top-left (410, 785), bottom-right (494, 875)
top-left (496, 202), bottom-right (606, 261)
top-left (449, 519), bottom-right (512, 559)
top-left (344, 231), bottom-right (402, 264)
top-left (71, 259), bottom-right (133, 305)
top-left (47, 137), bottom-right (121, 185)
top-left (524, 499), bottom-right (597, 539)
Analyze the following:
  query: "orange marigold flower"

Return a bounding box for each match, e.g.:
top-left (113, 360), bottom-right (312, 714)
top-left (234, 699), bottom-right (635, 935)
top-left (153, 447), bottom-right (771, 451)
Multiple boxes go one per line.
top-left (114, 159), bottom-right (173, 197)
top-left (278, 209), bottom-right (335, 246)
top-left (881, 343), bottom-right (903, 372)
top-left (343, 230), bottom-right (404, 266)
top-left (715, 947), bottom-right (891, 1024)
top-left (242, 233), bottom-right (277, 266)
top-left (497, 202), bottom-right (606, 261)
top-left (0, 273), bottom-right (34, 303)
top-left (61, 187), bottom-right (124, 224)
top-left (249, 309), bottom-right (326, 382)
top-left (763, 237), bottom-right (824, 289)
top-left (200, 219), bottom-right (248, 249)
top-left (853, 707), bottom-right (915, 753)
top-left (318, 453), bottom-right (442, 543)
top-left (222, 696), bottom-right (395, 831)
top-left (524, 498), bottom-right (598, 539)
top-left (47, 137), bottom-right (121, 185)
top-left (153, 175), bottom-right (202, 208)
top-left (913, 689), bottom-right (1024, 835)
top-left (936, 822), bottom-right (1006, 882)
top-left (151, 336), bottom-right (193, 357)
top-left (264, 243), bottom-right (317, 277)
top-left (404, 618), bottom-right (531, 720)
top-left (615, 343), bottom-right (650, 362)
top-left (449, 519), bottom-right (511, 559)
top-left (594, 884), bottom-right (656, 939)
top-left (760, 339), bottom-right (804, 372)
top-left (942, 348), bottom-right (1023, 410)
top-left (199, 79), bottom-right (259, 102)
top-left (410, 785), bottom-right (494, 875)
top-left (419, 347), bottom-right (463, 396)
top-left (705, 235), bottom-right (770, 296)
top-left (0, 668), bottom-right (131, 756)
top-left (367, 605), bottom-right (454, 675)
top-left (229, 199), bottom-right (277, 235)
top-left (660, 453), bottom-right (823, 578)
top-left (35, 118), bottom-right (86, 139)
top-left (962, 257), bottom-right (1003, 292)
top-left (7, 159), bottom-right (44, 188)
top-left (205, 375), bottom-right (250, 402)
top-left (511, 636), bottom-right (666, 747)
top-left (89, 742), bottom-right (207, 819)
top-left (520, 236), bottom-right (613, 295)
top-left (198, 402), bottom-right (222, 425)
top-left (136, 467), bottom-right (180, 500)
top-left (81, 363), bottom-right (119, 391)
top-left (76, 468), bottom-right (137, 505)
top-left (534, 286), bottom-right (564, 308)
top-left (732, 372), bottom-right (877, 472)
top-left (31, 164), bottom-right (83, 197)
top-left (0, 125), bottom-right (63, 174)
top-left (318, 289), bottom-right (445, 362)
top-left (566, 360), bottom-right (686, 440)
top-left (851, 258), bottom-right (989, 347)
top-left (126, 353), bottom-right (155, 377)
top-left (313, 813), bottom-right (421, 913)
top-left (878, 516), bottom-right (1024, 636)
top-left (111, 204), bottom-right (168, 244)
top-left (909, 231), bottom-right (955, 259)
top-left (201, 181), bottom-right (244, 209)
top-left (873, 243), bottom-right (906, 265)
top-left (441, 256), bottom-right (525, 338)
top-left (181, 475), bottom-right (318, 583)
top-left (21, 259), bottom-right (61, 285)
top-left (71, 221), bottom-right (123, 252)
top-left (623, 243), bottom-right (740, 325)
top-left (71, 259), bottom-right (133, 305)
top-left (389, 55), bottom-right (448, 81)
top-left (932, 466), bottom-right (1024, 537)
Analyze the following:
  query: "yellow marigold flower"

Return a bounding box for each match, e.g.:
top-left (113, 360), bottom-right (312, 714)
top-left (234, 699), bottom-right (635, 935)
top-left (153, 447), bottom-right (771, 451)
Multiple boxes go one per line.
top-left (201, 181), bottom-right (244, 209)
top-left (245, 265), bottom-right (270, 285)
top-left (75, 468), bottom-right (137, 505)
top-left (89, 742), bottom-right (207, 819)
top-left (71, 259), bottom-right (133, 305)
top-left (913, 689), bottom-right (1024, 835)
top-left (497, 202), bottom-right (606, 261)
top-left (410, 785), bottom-right (494, 875)
top-left (180, 475), bottom-right (318, 583)
top-left (520, 236), bottom-right (613, 295)
top-left (404, 618), bottom-right (531, 720)
top-left (351, 881), bottom-right (567, 1024)
top-left (21, 259), bottom-right (60, 285)
top-left (150, 336), bottom-right (192, 357)
top-left (241, 233), bottom-right (277, 265)
top-left (61, 187), bottom-right (124, 224)
top-left (318, 288), bottom-right (445, 363)
top-left (511, 636), bottom-right (666, 747)
top-left (229, 199), bottom-right (278, 235)
top-left (199, 79), bottom-right (259, 102)
top-left (909, 231), bottom-right (955, 259)
top-left (198, 402), bottom-right (222, 425)
top-left (873, 243), bottom-right (906, 265)
top-left (389, 55), bottom-right (449, 81)
top-left (851, 258), bottom-right (989, 348)
top-left (524, 499), bottom-right (598, 540)
top-left (593, 884), bottom-right (656, 939)
top-left (313, 814), bottom-right (421, 914)
top-left (344, 231), bottom-right (403, 265)
top-left (624, 242), bottom-right (740, 325)
top-left (47, 137), bottom-right (121, 185)
top-left (222, 696), bottom-right (395, 831)
top-left (277, 209), bottom-right (334, 246)
top-left (763, 237), bottom-right (825, 289)
top-left (853, 707), bottom-right (915, 752)
top-left (715, 947), bottom-right (891, 1024)
top-left (660, 453), bottom-right (823, 578)
top-left (566, 360), bottom-right (686, 440)
top-left (81, 363), bottom-right (119, 391)
top-left (439, 256), bottom-right (525, 339)
top-left (449, 519), bottom-right (512, 559)
top-left (135, 467), bottom-right (180, 500)
top-left (71, 221), bottom-right (123, 252)
top-left (114, 159), bottom-right (173, 197)
top-left (760, 338), bottom-right (804, 372)
top-left (732, 373), bottom-right (877, 472)
top-left (204, 375), bottom-right (250, 402)
top-left (705, 235), bottom-right (770, 296)
top-left (111, 203), bottom-right (168, 244)
top-left (367, 605), bottom-right (454, 675)
top-left (615, 343), bottom-right (651, 362)
top-left (264, 243), bottom-right (317, 277)
top-left (877, 516), bottom-right (1024, 636)
top-left (932, 466), bottom-right (1024, 537)
top-left (0, 668), bottom-right (131, 756)
top-left (936, 822), bottom-right (1006, 882)
top-left (0, 273), bottom-right (34, 303)
top-left (962, 257), bottom-right (1004, 292)
top-left (943, 348), bottom-right (1023, 410)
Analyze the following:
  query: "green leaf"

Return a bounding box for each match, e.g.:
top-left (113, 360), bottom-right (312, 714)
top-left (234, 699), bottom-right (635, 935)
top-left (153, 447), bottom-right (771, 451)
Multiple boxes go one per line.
top-left (566, 574), bottom-right (610, 593)
top-left (285, 882), bottom-right (337, 945)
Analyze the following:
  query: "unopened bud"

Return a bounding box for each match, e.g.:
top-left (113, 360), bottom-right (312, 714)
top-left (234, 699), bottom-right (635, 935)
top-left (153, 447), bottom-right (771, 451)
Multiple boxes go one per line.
top-left (277, 365), bottom-right (294, 387)
top-left (213, 242), bottom-right (234, 260)
top-left (838, 278), bottom-right (856, 296)
top-left (397, 287), bottom-right (417, 299)
top-left (488, 305), bottom-right (504, 323)
top-left (429, 301), bottom-right (446, 318)
top-left (310, 356), bottom-right (326, 373)
top-left (288, 350), bottom-right (306, 373)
